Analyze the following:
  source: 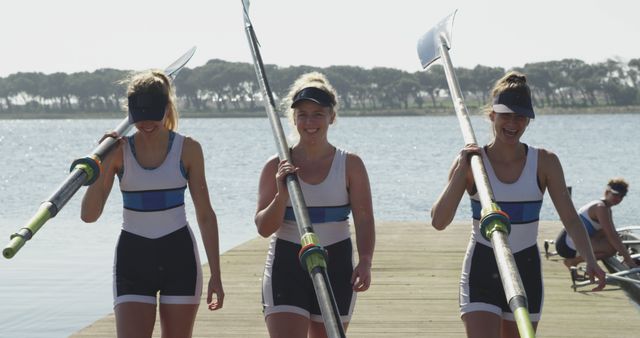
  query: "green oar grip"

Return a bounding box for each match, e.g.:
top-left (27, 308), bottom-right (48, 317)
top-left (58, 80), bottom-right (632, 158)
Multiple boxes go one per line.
top-left (3, 204), bottom-right (52, 259)
top-left (4, 233), bottom-right (27, 259)
top-left (512, 300), bottom-right (536, 338)
top-left (70, 155), bottom-right (102, 186)
top-left (480, 206), bottom-right (511, 241)
top-left (298, 233), bottom-right (328, 272)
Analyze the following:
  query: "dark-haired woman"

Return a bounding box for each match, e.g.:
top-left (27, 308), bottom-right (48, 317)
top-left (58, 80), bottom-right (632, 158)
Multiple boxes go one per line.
top-left (556, 178), bottom-right (637, 269)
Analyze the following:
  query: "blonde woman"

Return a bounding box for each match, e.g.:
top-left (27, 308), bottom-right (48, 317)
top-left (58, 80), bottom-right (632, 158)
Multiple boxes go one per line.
top-left (430, 71), bottom-right (606, 338)
top-left (81, 70), bottom-right (224, 338)
top-left (255, 72), bottom-right (375, 338)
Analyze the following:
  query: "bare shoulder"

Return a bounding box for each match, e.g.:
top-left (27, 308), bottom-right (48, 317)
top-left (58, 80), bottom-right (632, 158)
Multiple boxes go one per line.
top-left (345, 151), bottom-right (366, 171)
top-left (262, 154), bottom-right (280, 172)
top-left (345, 151), bottom-right (364, 165)
top-left (180, 135), bottom-right (204, 166)
top-left (537, 147), bottom-right (562, 170)
top-left (110, 141), bottom-right (125, 172)
top-left (592, 200), bottom-right (607, 209)
top-left (182, 135), bottom-right (202, 152)
top-left (537, 147), bottom-right (558, 162)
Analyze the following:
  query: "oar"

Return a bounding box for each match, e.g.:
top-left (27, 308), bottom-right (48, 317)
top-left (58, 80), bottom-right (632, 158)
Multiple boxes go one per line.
top-left (572, 267), bottom-right (640, 288)
top-left (3, 46), bottom-right (197, 259)
top-left (417, 11), bottom-right (536, 338)
top-left (241, 1), bottom-right (346, 337)
top-left (617, 226), bottom-right (640, 233)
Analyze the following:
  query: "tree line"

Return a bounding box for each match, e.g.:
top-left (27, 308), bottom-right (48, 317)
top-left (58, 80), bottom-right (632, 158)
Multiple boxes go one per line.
top-left (1, 57), bottom-right (639, 115)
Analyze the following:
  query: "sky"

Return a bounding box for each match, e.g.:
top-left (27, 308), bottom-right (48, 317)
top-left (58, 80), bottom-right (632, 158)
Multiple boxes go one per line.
top-left (2, 0), bottom-right (640, 77)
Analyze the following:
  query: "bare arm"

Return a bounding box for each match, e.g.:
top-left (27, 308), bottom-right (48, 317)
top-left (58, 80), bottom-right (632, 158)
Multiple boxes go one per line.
top-left (347, 153), bottom-right (375, 292)
top-left (540, 149), bottom-right (607, 290)
top-left (254, 157), bottom-right (296, 237)
top-left (595, 205), bottom-right (637, 267)
top-left (430, 145), bottom-right (478, 230)
top-left (80, 137), bottom-right (123, 223)
top-left (184, 137), bottom-right (224, 310)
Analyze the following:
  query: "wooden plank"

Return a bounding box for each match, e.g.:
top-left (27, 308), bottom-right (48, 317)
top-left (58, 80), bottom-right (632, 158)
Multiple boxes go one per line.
top-left (72, 221), bottom-right (640, 337)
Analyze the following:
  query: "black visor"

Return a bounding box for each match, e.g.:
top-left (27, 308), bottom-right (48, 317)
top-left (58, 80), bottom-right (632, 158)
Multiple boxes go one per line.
top-left (492, 90), bottom-right (535, 119)
top-left (128, 92), bottom-right (168, 123)
top-left (290, 87), bottom-right (335, 108)
top-left (609, 183), bottom-right (628, 196)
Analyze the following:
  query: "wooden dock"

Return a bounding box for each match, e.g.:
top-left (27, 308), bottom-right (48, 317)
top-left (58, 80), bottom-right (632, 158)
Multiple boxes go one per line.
top-left (72, 221), bottom-right (639, 337)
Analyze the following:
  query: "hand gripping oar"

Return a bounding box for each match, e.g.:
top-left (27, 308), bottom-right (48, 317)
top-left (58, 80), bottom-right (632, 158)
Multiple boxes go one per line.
top-left (417, 11), bottom-right (536, 337)
top-left (3, 46), bottom-right (196, 259)
top-left (241, 1), bottom-right (346, 337)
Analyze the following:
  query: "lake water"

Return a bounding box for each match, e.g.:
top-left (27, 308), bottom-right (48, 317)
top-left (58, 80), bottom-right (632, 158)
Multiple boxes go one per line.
top-left (0, 114), bottom-right (638, 337)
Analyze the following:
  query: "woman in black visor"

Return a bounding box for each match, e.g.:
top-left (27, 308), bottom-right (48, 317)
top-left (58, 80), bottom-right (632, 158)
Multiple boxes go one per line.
top-left (80, 70), bottom-right (224, 338)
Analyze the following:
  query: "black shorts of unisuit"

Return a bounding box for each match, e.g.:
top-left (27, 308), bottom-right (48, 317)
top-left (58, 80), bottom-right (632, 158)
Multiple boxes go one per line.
top-left (262, 237), bottom-right (355, 322)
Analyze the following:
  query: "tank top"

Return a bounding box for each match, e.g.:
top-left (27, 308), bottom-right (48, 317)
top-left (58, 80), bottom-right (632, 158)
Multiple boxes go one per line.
top-left (119, 132), bottom-right (188, 239)
top-left (578, 200), bottom-right (603, 236)
top-left (275, 148), bottom-right (351, 246)
top-left (470, 145), bottom-right (543, 253)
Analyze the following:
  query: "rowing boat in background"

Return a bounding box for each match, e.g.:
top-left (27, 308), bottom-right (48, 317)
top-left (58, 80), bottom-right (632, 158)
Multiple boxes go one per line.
top-left (601, 226), bottom-right (640, 306)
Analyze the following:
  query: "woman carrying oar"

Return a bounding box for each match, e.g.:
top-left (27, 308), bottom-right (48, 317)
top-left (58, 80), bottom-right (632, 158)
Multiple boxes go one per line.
top-left (431, 71), bottom-right (606, 338)
top-left (255, 72), bottom-right (375, 338)
top-left (81, 70), bottom-right (224, 338)
top-left (555, 178), bottom-right (637, 270)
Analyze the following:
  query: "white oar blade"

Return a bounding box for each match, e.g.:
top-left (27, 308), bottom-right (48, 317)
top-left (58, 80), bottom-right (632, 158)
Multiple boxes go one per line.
top-left (164, 46), bottom-right (197, 80)
top-left (417, 10), bottom-right (456, 69)
top-left (242, 0), bottom-right (251, 25)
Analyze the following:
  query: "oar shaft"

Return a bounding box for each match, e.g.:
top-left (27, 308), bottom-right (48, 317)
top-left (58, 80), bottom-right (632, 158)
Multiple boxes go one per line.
top-left (243, 21), bottom-right (315, 236)
top-left (492, 232), bottom-right (530, 310)
top-left (92, 117), bottom-right (131, 161)
top-left (436, 36), bottom-right (535, 338)
top-left (3, 203), bottom-right (53, 259)
top-left (48, 169), bottom-right (89, 216)
top-left (243, 26), bottom-right (314, 234)
top-left (3, 47), bottom-right (195, 259)
top-left (3, 167), bottom-right (87, 259)
top-left (438, 42), bottom-right (494, 208)
top-left (513, 306), bottom-right (536, 338)
top-left (310, 267), bottom-right (347, 337)
top-left (242, 6), bottom-right (345, 336)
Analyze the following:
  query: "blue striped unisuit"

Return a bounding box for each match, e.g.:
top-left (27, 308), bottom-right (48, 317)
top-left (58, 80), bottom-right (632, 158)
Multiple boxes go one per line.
top-left (471, 199), bottom-right (542, 224)
top-left (122, 186), bottom-right (187, 212)
top-left (284, 205), bottom-right (351, 223)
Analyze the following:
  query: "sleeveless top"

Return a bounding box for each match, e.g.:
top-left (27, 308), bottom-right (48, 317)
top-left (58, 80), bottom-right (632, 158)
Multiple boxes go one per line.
top-left (119, 132), bottom-right (188, 239)
top-left (470, 145), bottom-right (544, 253)
top-left (274, 148), bottom-right (351, 246)
top-left (578, 200), bottom-right (603, 236)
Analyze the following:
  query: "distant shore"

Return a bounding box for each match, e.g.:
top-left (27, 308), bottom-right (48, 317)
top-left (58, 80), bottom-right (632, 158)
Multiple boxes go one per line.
top-left (1, 105), bottom-right (639, 119)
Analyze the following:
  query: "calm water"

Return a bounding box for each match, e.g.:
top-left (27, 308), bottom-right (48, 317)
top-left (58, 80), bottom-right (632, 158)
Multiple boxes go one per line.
top-left (0, 114), bottom-right (638, 337)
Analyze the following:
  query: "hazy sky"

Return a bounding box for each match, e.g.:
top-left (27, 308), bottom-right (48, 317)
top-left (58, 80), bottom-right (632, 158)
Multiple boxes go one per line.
top-left (2, 0), bottom-right (639, 77)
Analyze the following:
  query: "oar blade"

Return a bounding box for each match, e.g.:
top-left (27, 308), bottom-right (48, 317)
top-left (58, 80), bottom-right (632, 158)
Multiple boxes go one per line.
top-left (242, 0), bottom-right (250, 15)
top-left (417, 10), bottom-right (456, 69)
top-left (3, 47), bottom-right (197, 259)
top-left (165, 46), bottom-right (197, 80)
